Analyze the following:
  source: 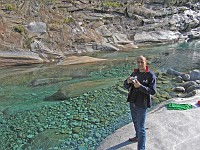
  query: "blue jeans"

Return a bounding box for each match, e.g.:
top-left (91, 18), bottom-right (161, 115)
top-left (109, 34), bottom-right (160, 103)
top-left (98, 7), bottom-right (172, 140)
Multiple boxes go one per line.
top-left (130, 103), bottom-right (147, 150)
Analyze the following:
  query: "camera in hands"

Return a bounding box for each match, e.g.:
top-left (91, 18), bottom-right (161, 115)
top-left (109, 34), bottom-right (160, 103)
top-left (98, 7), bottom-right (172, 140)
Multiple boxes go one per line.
top-left (130, 76), bottom-right (137, 83)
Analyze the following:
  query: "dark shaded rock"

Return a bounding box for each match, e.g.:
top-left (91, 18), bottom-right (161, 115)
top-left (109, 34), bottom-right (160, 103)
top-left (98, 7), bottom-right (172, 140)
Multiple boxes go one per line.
top-left (186, 84), bottom-right (200, 93)
top-left (182, 81), bottom-right (197, 89)
top-left (166, 68), bottom-right (183, 76)
top-left (173, 86), bottom-right (185, 93)
top-left (181, 74), bottom-right (190, 81)
top-left (175, 76), bottom-right (183, 83)
top-left (196, 80), bottom-right (200, 84)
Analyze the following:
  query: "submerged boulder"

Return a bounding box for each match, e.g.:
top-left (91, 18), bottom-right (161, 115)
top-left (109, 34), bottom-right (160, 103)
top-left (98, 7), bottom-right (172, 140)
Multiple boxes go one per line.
top-left (166, 68), bottom-right (183, 76)
top-left (44, 78), bottom-right (118, 101)
top-left (29, 77), bottom-right (72, 87)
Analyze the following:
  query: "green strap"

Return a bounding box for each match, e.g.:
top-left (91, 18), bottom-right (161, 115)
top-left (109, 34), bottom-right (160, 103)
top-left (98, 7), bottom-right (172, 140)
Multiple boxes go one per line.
top-left (165, 102), bottom-right (193, 110)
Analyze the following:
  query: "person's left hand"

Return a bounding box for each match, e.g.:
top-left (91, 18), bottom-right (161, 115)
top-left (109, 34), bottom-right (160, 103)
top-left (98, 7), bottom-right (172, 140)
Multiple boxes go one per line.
top-left (134, 79), bottom-right (141, 88)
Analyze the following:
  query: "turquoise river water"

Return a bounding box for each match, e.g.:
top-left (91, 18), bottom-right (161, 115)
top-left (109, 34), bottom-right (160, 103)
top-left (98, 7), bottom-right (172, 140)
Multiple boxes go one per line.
top-left (0, 40), bottom-right (199, 150)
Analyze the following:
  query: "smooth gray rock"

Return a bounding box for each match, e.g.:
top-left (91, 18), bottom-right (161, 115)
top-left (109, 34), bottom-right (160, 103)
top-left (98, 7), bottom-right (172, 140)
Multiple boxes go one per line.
top-left (166, 68), bottom-right (183, 76)
top-left (175, 76), bottom-right (183, 83)
top-left (26, 22), bottom-right (47, 33)
top-left (186, 84), bottom-right (200, 93)
top-left (134, 30), bottom-right (180, 44)
top-left (190, 69), bottom-right (200, 80)
top-left (181, 74), bottom-right (190, 81)
top-left (173, 86), bottom-right (185, 93)
top-left (182, 81), bottom-right (198, 89)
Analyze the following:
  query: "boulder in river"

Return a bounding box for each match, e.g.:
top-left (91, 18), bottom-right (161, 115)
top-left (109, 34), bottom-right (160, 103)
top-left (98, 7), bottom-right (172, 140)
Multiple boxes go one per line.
top-left (44, 78), bottom-right (118, 101)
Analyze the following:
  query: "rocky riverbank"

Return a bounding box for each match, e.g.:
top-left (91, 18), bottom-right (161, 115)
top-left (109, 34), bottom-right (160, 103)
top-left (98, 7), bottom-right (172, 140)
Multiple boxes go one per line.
top-left (1, 53), bottom-right (200, 149)
top-left (0, 0), bottom-right (200, 67)
top-left (167, 68), bottom-right (200, 97)
top-left (0, 59), bottom-right (177, 149)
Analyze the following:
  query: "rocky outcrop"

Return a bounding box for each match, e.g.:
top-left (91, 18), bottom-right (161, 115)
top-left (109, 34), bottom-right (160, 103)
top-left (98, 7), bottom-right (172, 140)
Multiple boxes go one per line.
top-left (134, 30), bottom-right (180, 44)
top-left (0, 51), bottom-right (46, 67)
top-left (0, 0), bottom-right (199, 67)
top-left (167, 68), bottom-right (200, 97)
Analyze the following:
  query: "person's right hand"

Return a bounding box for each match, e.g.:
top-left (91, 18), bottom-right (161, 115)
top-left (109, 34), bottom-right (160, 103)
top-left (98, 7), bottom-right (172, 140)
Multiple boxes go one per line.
top-left (127, 76), bottom-right (132, 84)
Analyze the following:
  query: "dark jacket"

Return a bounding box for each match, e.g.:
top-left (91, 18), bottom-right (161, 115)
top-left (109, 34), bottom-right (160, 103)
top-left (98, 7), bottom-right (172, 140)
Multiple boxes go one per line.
top-left (124, 66), bottom-right (156, 108)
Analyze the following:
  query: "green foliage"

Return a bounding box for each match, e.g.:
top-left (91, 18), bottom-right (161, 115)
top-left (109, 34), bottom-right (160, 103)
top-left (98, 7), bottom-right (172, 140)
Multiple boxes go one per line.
top-left (64, 17), bottom-right (74, 24)
top-left (68, 0), bottom-right (74, 3)
top-left (5, 3), bottom-right (15, 11)
top-left (102, 1), bottom-right (122, 8)
top-left (45, 0), bottom-right (58, 5)
top-left (46, 0), bottom-right (57, 3)
top-left (170, 0), bottom-right (177, 5)
top-left (180, 7), bottom-right (186, 12)
top-left (24, 37), bottom-right (33, 49)
top-left (164, 0), bottom-right (197, 7)
top-left (13, 25), bottom-right (24, 35)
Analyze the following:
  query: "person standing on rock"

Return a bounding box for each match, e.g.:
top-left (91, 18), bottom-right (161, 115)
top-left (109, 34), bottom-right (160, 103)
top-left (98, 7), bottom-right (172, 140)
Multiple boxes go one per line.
top-left (124, 55), bottom-right (156, 150)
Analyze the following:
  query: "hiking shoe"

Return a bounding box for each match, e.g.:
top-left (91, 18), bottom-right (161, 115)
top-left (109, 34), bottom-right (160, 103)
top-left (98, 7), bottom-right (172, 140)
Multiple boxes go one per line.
top-left (129, 137), bottom-right (138, 142)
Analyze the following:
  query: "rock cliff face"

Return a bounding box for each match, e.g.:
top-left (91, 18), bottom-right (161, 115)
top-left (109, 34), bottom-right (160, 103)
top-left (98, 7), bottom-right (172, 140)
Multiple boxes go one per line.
top-left (0, 0), bottom-right (199, 67)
